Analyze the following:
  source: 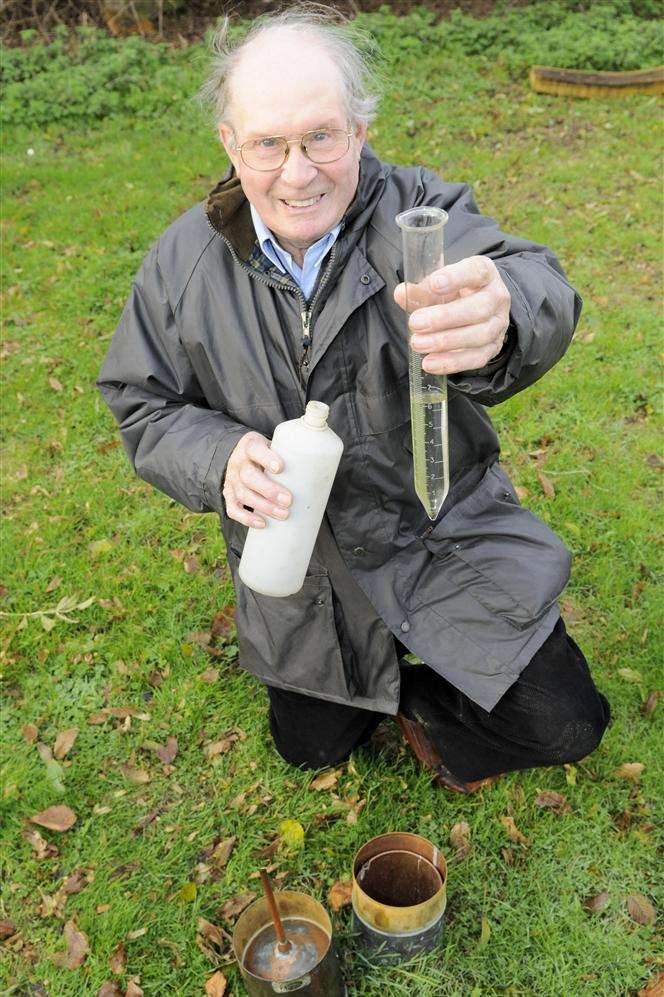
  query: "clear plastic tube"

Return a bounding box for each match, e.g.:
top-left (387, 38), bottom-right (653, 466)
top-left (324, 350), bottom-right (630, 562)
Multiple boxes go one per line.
top-left (395, 206), bottom-right (449, 520)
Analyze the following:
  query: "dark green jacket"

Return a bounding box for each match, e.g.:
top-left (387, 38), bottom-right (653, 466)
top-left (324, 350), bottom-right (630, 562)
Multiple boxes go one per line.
top-left (97, 145), bottom-right (580, 713)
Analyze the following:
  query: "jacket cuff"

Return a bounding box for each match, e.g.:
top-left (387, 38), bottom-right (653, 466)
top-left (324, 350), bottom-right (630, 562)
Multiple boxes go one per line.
top-left (202, 424), bottom-right (251, 515)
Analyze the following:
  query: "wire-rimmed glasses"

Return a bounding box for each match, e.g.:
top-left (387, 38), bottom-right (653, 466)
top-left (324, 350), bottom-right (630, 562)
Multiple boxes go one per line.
top-left (238, 128), bottom-right (352, 171)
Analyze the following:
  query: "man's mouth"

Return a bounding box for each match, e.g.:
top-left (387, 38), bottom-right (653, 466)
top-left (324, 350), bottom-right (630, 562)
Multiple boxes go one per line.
top-left (280, 193), bottom-right (326, 209)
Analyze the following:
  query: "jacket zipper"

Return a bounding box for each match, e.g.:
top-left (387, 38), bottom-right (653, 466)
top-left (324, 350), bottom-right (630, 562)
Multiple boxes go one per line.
top-left (206, 215), bottom-right (337, 389)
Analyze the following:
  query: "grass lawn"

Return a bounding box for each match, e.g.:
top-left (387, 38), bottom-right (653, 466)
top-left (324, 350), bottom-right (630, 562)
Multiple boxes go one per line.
top-left (1, 19), bottom-right (662, 997)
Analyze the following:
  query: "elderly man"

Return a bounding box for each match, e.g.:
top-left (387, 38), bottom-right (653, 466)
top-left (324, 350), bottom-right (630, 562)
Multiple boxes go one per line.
top-left (98, 8), bottom-right (609, 793)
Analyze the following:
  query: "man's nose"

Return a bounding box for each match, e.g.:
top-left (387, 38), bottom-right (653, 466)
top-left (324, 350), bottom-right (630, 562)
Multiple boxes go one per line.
top-left (280, 144), bottom-right (318, 187)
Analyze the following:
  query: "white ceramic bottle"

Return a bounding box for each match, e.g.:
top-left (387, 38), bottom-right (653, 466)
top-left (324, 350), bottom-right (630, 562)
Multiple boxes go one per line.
top-left (238, 401), bottom-right (344, 597)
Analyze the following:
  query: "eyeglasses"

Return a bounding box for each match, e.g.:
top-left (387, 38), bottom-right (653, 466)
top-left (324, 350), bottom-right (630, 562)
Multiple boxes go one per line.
top-left (237, 128), bottom-right (352, 171)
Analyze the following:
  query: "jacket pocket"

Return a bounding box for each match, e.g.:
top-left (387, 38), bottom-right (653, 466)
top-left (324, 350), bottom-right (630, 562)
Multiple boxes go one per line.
top-left (422, 463), bottom-right (571, 630)
top-left (225, 547), bottom-right (351, 700)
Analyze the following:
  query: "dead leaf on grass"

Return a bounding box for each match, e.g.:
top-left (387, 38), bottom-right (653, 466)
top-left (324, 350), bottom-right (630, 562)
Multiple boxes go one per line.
top-left (205, 972), bottom-right (228, 997)
top-left (537, 471), bottom-right (555, 499)
top-left (450, 821), bottom-right (471, 859)
top-left (310, 769), bottom-right (340, 791)
top-left (145, 736), bottom-right (178, 765)
top-left (534, 791), bottom-right (571, 813)
top-left (614, 762), bottom-right (645, 782)
top-left (97, 984), bottom-right (120, 997)
top-left (627, 893), bottom-right (656, 926)
top-left (583, 890), bottom-right (610, 914)
top-left (120, 764), bottom-right (151, 785)
top-left (30, 804), bottom-right (76, 832)
top-left (52, 917), bottom-right (89, 969)
top-left (210, 836), bottom-right (236, 868)
top-left (499, 815), bottom-right (529, 845)
top-left (638, 972), bottom-right (664, 996)
top-left (199, 667), bottom-right (220, 683)
top-left (328, 880), bottom-right (352, 912)
top-left (641, 692), bottom-right (659, 717)
top-left (211, 606), bottom-right (236, 642)
top-left (0, 919), bottom-right (16, 939)
top-left (22, 723), bottom-right (39, 744)
top-left (54, 728), bottom-right (78, 760)
top-left (220, 891), bottom-right (255, 920)
top-left (109, 941), bottom-right (126, 974)
top-left (24, 826), bottom-right (58, 859)
top-left (183, 555), bottom-right (200, 574)
top-left (125, 983), bottom-right (144, 997)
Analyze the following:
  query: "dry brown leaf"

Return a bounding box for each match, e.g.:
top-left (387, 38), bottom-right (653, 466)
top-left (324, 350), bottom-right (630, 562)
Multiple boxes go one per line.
top-left (183, 555), bottom-right (200, 574)
top-left (46, 575), bottom-right (63, 593)
top-left (627, 893), bottom-right (656, 926)
top-left (30, 804), bottom-right (77, 832)
top-left (515, 485), bottom-right (529, 502)
top-left (310, 769), bottom-right (340, 791)
top-left (62, 869), bottom-right (92, 895)
top-left (450, 821), bottom-right (471, 859)
top-left (211, 606), bottom-right (236, 642)
top-left (614, 762), bottom-right (645, 782)
top-left (583, 890), bottom-right (610, 915)
top-left (499, 815), bottom-right (529, 845)
top-left (638, 971), bottom-right (664, 996)
top-left (205, 972), bottom-right (228, 997)
top-left (147, 737), bottom-right (178, 765)
top-left (641, 692), bottom-right (659, 717)
top-left (23, 826), bottom-right (58, 859)
top-left (645, 453), bottom-right (664, 469)
top-left (210, 836), bottom-right (236, 868)
top-left (49, 376), bottom-right (63, 392)
top-left (197, 917), bottom-right (231, 950)
top-left (501, 847), bottom-right (515, 866)
top-left (120, 764), bottom-right (151, 785)
top-left (203, 736), bottom-right (237, 759)
top-left (125, 982), bottom-right (144, 997)
top-left (54, 728), bottom-right (79, 760)
top-left (22, 723), bottom-right (39, 744)
top-left (220, 891), bottom-right (255, 920)
top-left (98, 984), bottom-right (121, 997)
top-left (328, 879), bottom-right (352, 912)
top-left (199, 668), bottom-right (220, 683)
top-left (534, 791), bottom-right (571, 813)
top-left (52, 917), bottom-right (89, 969)
top-left (537, 470), bottom-right (555, 499)
top-left (109, 941), bottom-right (126, 975)
top-left (88, 707), bottom-right (149, 725)
top-left (0, 919), bottom-right (16, 939)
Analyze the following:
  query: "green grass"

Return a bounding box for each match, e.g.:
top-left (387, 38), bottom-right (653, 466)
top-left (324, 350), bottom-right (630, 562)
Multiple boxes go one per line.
top-left (2, 20), bottom-right (662, 997)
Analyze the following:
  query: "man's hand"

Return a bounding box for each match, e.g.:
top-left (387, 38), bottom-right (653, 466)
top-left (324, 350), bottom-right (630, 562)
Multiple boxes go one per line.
top-left (223, 431), bottom-right (291, 529)
top-left (394, 255), bottom-right (511, 375)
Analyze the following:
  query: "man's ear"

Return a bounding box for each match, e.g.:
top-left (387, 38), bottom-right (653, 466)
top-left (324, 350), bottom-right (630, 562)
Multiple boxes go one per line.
top-left (353, 121), bottom-right (368, 157)
top-left (219, 122), bottom-right (240, 170)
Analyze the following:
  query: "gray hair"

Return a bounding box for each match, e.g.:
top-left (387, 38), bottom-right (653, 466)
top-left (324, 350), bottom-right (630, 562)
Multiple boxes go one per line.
top-left (198, 3), bottom-right (381, 137)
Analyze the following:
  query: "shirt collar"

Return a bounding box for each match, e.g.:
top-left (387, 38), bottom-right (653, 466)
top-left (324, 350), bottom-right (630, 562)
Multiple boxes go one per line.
top-left (249, 203), bottom-right (340, 274)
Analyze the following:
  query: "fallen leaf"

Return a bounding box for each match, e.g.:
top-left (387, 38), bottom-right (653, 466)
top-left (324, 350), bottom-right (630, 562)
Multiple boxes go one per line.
top-left (109, 941), bottom-right (126, 974)
top-left (450, 821), bottom-right (471, 859)
top-left (478, 914), bottom-right (491, 948)
top-left (52, 917), bottom-right (89, 969)
top-left (49, 376), bottom-right (63, 392)
top-left (203, 737), bottom-right (236, 759)
top-left (638, 971), bottom-right (664, 996)
top-left (328, 880), bottom-right (352, 912)
top-left (627, 893), bottom-right (656, 926)
top-left (251, 839), bottom-right (279, 861)
top-left (197, 917), bottom-right (231, 951)
top-left (62, 869), bottom-right (91, 895)
top-left (499, 815), bottom-right (529, 845)
top-left (205, 972), bottom-right (228, 997)
top-left (183, 555), bottom-right (200, 574)
top-left (618, 668), bottom-right (643, 684)
top-left (24, 826), bottom-right (58, 859)
top-left (534, 791), bottom-right (570, 812)
top-left (97, 984), bottom-right (120, 997)
top-left (133, 809), bottom-right (162, 836)
top-left (199, 668), bottom-right (219, 683)
top-left (180, 882), bottom-right (197, 902)
top-left (125, 982), bottom-right (144, 997)
top-left (537, 470), bottom-right (555, 499)
top-left (515, 485), bottom-right (529, 501)
top-left (310, 769), bottom-right (340, 791)
top-left (645, 453), bottom-right (663, 469)
top-left (641, 692), bottom-right (659, 717)
top-left (220, 891), bottom-right (255, 920)
top-left (22, 723), bottom-right (39, 744)
top-left (46, 575), bottom-right (63, 593)
top-left (278, 819), bottom-right (305, 851)
top-left (88, 538), bottom-right (114, 558)
top-left (583, 890), bottom-right (610, 914)
top-left (210, 836), bottom-right (236, 868)
top-left (120, 764), bottom-right (151, 785)
top-left (126, 927), bottom-right (147, 940)
top-left (54, 728), bottom-right (78, 760)
top-left (501, 847), bottom-right (515, 866)
top-left (614, 762), bottom-right (645, 782)
top-left (30, 804), bottom-right (76, 832)
top-left (211, 605), bottom-right (236, 642)
top-left (148, 737), bottom-right (178, 765)
top-left (0, 919), bottom-right (16, 939)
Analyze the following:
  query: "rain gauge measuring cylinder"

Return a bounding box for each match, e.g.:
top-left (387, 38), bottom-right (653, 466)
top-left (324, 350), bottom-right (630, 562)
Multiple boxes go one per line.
top-left (396, 206), bottom-right (450, 520)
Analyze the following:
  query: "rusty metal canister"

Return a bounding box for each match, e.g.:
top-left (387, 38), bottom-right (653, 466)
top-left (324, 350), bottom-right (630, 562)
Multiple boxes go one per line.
top-left (233, 889), bottom-right (346, 995)
top-left (351, 832), bottom-right (447, 962)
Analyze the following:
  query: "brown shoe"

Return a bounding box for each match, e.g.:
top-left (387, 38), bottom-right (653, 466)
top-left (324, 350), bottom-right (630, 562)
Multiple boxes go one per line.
top-left (395, 711), bottom-right (500, 795)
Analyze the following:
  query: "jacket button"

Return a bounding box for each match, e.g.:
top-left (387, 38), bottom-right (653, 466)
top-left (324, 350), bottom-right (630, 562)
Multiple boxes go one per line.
top-left (360, 274), bottom-right (371, 285)
top-left (400, 620), bottom-right (411, 633)
top-left (315, 596), bottom-right (325, 606)
top-left (302, 360), bottom-right (309, 368)
top-left (353, 546), bottom-right (366, 556)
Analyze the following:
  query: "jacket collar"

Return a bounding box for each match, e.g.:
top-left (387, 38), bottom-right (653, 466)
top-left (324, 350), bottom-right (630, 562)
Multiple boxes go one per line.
top-left (205, 143), bottom-right (388, 265)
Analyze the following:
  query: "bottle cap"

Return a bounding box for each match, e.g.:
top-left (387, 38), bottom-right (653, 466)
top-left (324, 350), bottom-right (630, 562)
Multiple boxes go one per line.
top-left (303, 401), bottom-right (329, 429)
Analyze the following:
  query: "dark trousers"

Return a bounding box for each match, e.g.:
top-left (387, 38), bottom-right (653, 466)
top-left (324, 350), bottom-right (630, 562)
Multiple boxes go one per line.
top-left (266, 618), bottom-right (610, 781)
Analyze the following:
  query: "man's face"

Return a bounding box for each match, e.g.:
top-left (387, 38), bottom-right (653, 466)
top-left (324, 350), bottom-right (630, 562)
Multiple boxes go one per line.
top-left (218, 40), bottom-right (366, 261)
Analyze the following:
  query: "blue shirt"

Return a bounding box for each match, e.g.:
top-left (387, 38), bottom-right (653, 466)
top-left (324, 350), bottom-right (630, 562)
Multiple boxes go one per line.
top-left (250, 204), bottom-right (341, 300)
